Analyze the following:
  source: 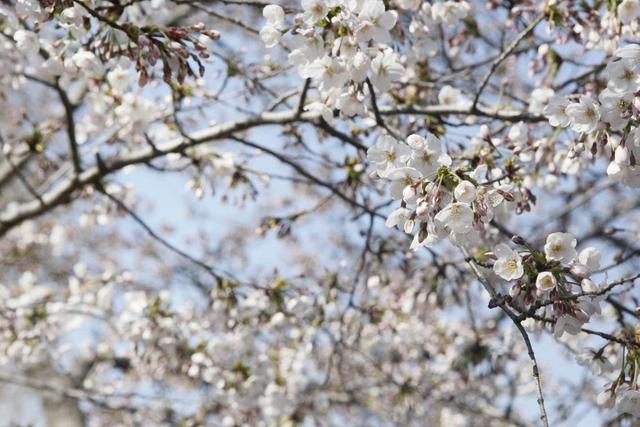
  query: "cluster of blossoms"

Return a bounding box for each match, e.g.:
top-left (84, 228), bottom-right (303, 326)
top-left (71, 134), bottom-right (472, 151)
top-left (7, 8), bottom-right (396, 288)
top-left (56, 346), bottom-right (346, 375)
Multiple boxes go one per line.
top-left (599, 367), bottom-right (640, 418)
top-left (0, 221), bottom-right (533, 426)
top-left (402, 0), bottom-right (470, 59)
top-left (368, 132), bottom-right (514, 251)
top-left (261, 0), bottom-right (402, 118)
top-left (368, 130), bottom-right (640, 418)
top-left (6, 2), bottom-right (218, 89)
top-left (544, 45), bottom-right (640, 187)
top-left (4, 0), bottom-right (640, 424)
top-left (369, 132), bottom-right (606, 338)
top-left (260, 1), bottom-right (469, 118)
top-left (617, 0), bottom-right (640, 26)
top-left (491, 232), bottom-right (604, 338)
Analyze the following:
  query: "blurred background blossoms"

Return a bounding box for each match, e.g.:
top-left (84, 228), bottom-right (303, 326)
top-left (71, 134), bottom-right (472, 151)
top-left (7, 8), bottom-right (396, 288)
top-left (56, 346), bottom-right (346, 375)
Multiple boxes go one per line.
top-left (2, 0), bottom-right (640, 426)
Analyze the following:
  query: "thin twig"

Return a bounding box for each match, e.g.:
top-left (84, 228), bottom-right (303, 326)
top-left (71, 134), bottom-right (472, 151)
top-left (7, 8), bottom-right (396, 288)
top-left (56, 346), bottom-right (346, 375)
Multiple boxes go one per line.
top-left (471, 15), bottom-right (544, 110)
top-left (97, 184), bottom-right (229, 283)
top-left (296, 78), bottom-right (312, 117)
top-left (462, 247), bottom-right (549, 427)
top-left (365, 78), bottom-right (402, 140)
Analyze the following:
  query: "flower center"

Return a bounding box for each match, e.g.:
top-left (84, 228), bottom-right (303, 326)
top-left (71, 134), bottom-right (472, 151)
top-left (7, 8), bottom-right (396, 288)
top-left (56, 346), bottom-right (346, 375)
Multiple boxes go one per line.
top-left (324, 65), bottom-right (335, 77)
top-left (625, 69), bottom-right (635, 80)
top-left (618, 99), bottom-right (628, 111)
top-left (585, 108), bottom-right (596, 119)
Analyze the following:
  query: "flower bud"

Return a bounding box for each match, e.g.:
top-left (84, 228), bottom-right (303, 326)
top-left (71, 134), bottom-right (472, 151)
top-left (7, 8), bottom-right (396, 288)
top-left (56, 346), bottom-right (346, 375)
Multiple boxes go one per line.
top-left (403, 185), bottom-right (417, 203)
top-left (511, 235), bottom-right (525, 245)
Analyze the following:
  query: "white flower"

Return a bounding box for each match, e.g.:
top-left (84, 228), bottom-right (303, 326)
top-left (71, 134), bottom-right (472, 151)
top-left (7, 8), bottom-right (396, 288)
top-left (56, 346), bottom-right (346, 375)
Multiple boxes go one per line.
top-left (113, 93), bottom-right (156, 136)
top-left (617, 0), bottom-right (640, 25)
top-left (407, 134), bottom-right (451, 177)
top-left (476, 188), bottom-right (504, 222)
top-left (333, 36), bottom-right (358, 58)
top-left (410, 219), bottom-right (446, 250)
top-left (107, 66), bottom-right (133, 93)
top-left (575, 348), bottom-right (614, 375)
top-left (565, 96), bottom-right (600, 134)
top-left (71, 50), bottom-right (103, 77)
top-left (336, 90), bottom-right (365, 116)
top-left (431, 1), bottom-right (470, 25)
top-left (349, 51), bottom-right (370, 83)
top-left (438, 85), bottom-right (470, 108)
top-left (402, 184), bottom-right (419, 203)
top-left (543, 95), bottom-right (571, 127)
top-left (123, 291), bottom-right (148, 316)
top-left (260, 26), bottom-right (281, 48)
top-left (367, 135), bottom-right (411, 175)
top-left (553, 314), bottom-right (585, 338)
top-left (434, 202), bottom-right (474, 234)
top-left (607, 157), bottom-right (624, 181)
top-left (492, 244), bottom-right (524, 281)
top-left (356, 0), bottom-right (397, 44)
top-left (59, 5), bottom-right (86, 38)
top-left (386, 167), bottom-right (422, 199)
top-left (597, 388), bottom-right (616, 409)
top-left (14, 29), bottom-right (39, 54)
top-left (607, 133), bottom-right (640, 186)
top-left (535, 271), bottom-right (556, 292)
top-left (578, 284), bottom-right (603, 317)
top-left (598, 88), bottom-right (632, 131)
top-left (454, 180), bottom-right (476, 203)
top-left (522, 317), bottom-right (542, 332)
top-left (529, 87), bottom-right (554, 115)
top-left (301, 0), bottom-right (328, 23)
top-left (305, 55), bottom-right (348, 90)
top-left (616, 44), bottom-right (640, 61)
top-left (263, 4), bottom-right (285, 27)
top-left (289, 34), bottom-right (324, 74)
top-left (406, 134), bottom-right (425, 150)
top-left (606, 58), bottom-right (640, 94)
top-left (577, 247), bottom-right (601, 273)
top-left (370, 51), bottom-right (404, 92)
top-left (385, 207), bottom-right (414, 234)
top-left (508, 122), bottom-right (528, 144)
top-left (616, 385), bottom-right (640, 417)
top-left (628, 127), bottom-right (640, 159)
top-left (544, 232), bottom-right (577, 262)
top-left (615, 45), bottom-right (640, 74)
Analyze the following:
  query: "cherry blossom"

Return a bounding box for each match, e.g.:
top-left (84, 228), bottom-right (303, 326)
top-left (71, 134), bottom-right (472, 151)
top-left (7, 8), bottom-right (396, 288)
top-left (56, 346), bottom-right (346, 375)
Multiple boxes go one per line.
top-left (493, 244), bottom-right (524, 281)
top-left (434, 202), bottom-right (474, 234)
top-left (565, 97), bottom-right (600, 134)
top-left (544, 232), bottom-right (578, 262)
top-left (544, 96), bottom-right (571, 127)
top-left (535, 271), bottom-right (556, 292)
top-left (617, 0), bottom-right (640, 25)
top-left (3, 1), bottom-right (640, 425)
top-left (356, 0), bottom-right (397, 44)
